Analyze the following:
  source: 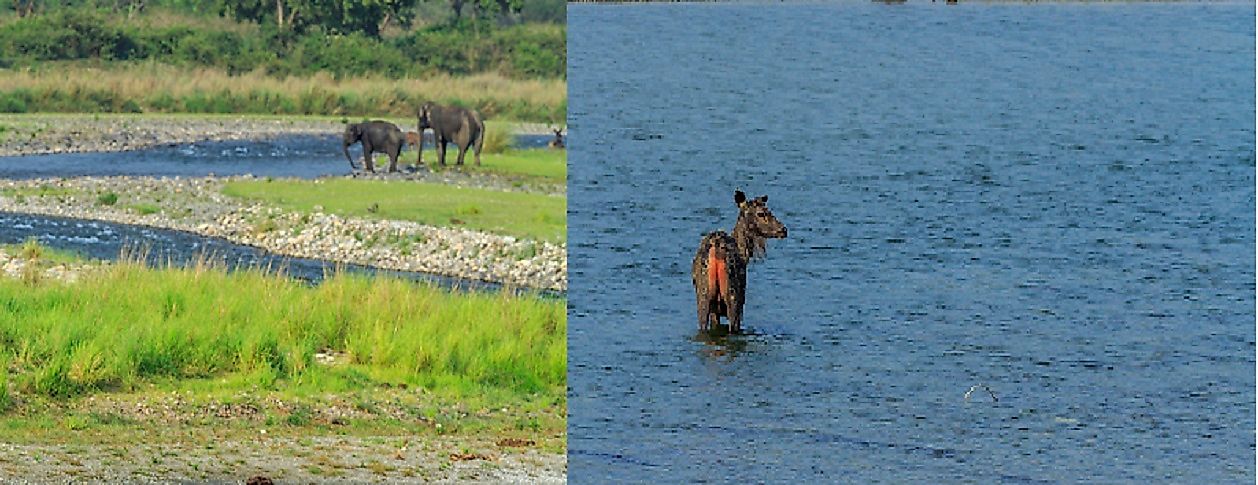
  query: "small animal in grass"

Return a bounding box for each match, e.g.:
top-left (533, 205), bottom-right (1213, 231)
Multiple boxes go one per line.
top-left (548, 127), bottom-right (565, 149)
top-left (691, 190), bottom-right (788, 333)
top-left (405, 131), bottom-right (421, 150)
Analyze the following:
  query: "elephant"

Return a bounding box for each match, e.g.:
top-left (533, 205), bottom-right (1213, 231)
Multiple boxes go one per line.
top-left (416, 102), bottom-right (484, 167)
top-left (342, 120), bottom-right (406, 173)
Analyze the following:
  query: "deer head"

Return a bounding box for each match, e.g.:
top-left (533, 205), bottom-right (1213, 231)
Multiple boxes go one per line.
top-left (732, 190), bottom-right (787, 259)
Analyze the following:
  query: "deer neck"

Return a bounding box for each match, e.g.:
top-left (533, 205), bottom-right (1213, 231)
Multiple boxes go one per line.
top-left (731, 214), bottom-right (765, 261)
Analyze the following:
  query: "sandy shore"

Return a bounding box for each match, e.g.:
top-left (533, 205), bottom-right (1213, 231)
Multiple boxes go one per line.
top-left (0, 176), bottom-right (566, 291)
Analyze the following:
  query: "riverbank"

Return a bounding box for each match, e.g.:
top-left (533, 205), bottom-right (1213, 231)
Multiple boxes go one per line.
top-left (0, 113), bottom-right (557, 157)
top-left (0, 175), bottom-right (566, 290)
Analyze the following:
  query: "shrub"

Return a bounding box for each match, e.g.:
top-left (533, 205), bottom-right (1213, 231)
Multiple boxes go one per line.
top-left (480, 123), bottom-right (512, 155)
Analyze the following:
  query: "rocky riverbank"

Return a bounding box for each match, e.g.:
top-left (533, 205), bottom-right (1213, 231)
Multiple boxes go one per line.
top-left (0, 176), bottom-right (566, 291)
top-left (0, 115), bottom-right (340, 156)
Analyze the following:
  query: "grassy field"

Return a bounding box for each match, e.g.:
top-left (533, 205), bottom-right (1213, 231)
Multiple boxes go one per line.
top-left (0, 250), bottom-right (565, 477)
top-left (392, 148), bottom-right (567, 181)
top-left (0, 261), bottom-right (565, 400)
top-left (222, 178), bottom-right (566, 243)
top-left (0, 64), bottom-right (566, 122)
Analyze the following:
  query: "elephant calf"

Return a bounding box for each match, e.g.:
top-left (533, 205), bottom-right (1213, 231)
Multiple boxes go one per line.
top-left (342, 121), bottom-right (406, 173)
top-left (417, 102), bottom-right (484, 168)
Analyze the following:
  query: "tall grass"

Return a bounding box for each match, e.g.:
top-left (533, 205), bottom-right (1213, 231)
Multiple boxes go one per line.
top-left (0, 260), bottom-right (565, 400)
top-left (480, 123), bottom-right (514, 155)
top-left (0, 64), bottom-right (566, 121)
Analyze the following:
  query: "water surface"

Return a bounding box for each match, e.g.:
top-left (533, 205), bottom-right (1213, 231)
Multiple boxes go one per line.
top-left (569, 3), bottom-right (1254, 482)
top-left (0, 212), bottom-right (506, 292)
top-left (0, 134), bottom-right (553, 179)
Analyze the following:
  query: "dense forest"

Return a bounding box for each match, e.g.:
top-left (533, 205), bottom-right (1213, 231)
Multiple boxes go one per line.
top-left (0, 0), bottom-right (565, 79)
top-left (0, 0), bottom-right (565, 120)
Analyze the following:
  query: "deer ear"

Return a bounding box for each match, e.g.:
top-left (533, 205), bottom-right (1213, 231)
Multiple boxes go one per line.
top-left (757, 195), bottom-right (768, 203)
top-left (734, 190), bottom-right (747, 205)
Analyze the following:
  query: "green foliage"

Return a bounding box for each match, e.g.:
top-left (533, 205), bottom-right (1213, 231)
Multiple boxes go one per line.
top-left (0, 262), bottom-right (566, 400)
top-left (96, 192), bottom-right (119, 206)
top-left (479, 122), bottom-right (512, 155)
top-left (0, 7), bottom-right (564, 79)
top-left (520, 0), bottom-right (564, 24)
top-left (18, 237), bottom-right (42, 260)
top-left (214, 0), bottom-right (420, 37)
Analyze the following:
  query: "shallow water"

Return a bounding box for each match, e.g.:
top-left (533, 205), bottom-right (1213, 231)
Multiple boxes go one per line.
top-left (0, 212), bottom-right (505, 292)
top-left (0, 134), bottom-right (553, 179)
top-left (568, 3), bottom-right (1254, 483)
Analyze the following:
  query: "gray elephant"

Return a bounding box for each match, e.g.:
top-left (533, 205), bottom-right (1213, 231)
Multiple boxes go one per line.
top-left (342, 120), bottom-right (406, 173)
top-left (416, 102), bottom-right (484, 167)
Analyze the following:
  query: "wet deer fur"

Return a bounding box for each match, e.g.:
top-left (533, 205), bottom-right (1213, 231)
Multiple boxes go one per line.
top-left (691, 190), bottom-right (787, 333)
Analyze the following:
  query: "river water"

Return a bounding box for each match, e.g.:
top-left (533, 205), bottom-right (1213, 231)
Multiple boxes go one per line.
top-left (0, 212), bottom-right (505, 291)
top-left (0, 133), bottom-right (553, 179)
top-left (568, 3), bottom-right (1254, 483)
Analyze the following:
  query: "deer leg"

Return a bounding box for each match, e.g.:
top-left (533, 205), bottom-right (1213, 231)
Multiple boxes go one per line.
top-left (696, 293), bottom-right (709, 331)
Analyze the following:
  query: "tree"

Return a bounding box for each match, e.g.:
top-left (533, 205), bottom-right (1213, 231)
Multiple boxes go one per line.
top-left (215, 0), bottom-right (417, 37)
top-left (12, 0), bottom-right (38, 17)
top-left (441, 0), bottom-right (520, 23)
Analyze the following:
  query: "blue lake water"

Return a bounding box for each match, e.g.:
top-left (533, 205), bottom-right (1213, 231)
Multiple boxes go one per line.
top-left (568, 3), bottom-right (1254, 483)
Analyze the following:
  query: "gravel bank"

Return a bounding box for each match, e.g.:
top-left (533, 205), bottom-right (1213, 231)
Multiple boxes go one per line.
top-left (0, 115), bottom-right (339, 156)
top-left (0, 176), bottom-right (566, 291)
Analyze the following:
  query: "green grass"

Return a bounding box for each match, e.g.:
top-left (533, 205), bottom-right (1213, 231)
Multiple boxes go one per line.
top-left (221, 178), bottom-right (566, 243)
top-left (128, 203), bottom-right (161, 215)
top-left (0, 259), bottom-right (565, 402)
top-left (396, 148), bottom-right (566, 181)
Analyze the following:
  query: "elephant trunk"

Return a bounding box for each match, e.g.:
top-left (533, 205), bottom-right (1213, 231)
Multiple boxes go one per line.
top-left (343, 140), bottom-right (356, 169)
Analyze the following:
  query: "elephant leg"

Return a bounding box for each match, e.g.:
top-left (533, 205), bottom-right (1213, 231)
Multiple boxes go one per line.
top-left (437, 138), bottom-right (448, 166)
top-left (456, 143), bottom-right (468, 167)
top-left (388, 146), bottom-right (399, 173)
top-left (362, 142), bottom-right (375, 172)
